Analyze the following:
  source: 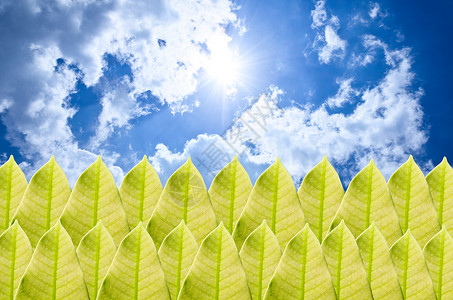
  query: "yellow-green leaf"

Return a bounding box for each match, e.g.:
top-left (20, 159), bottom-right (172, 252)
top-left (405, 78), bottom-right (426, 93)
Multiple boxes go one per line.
top-left (12, 156), bottom-right (71, 248)
top-left (147, 157), bottom-right (217, 249)
top-left (423, 226), bottom-right (453, 300)
top-left (209, 155), bottom-right (252, 233)
top-left (60, 156), bottom-right (130, 246)
top-left (356, 223), bottom-right (403, 299)
top-left (97, 223), bottom-right (171, 299)
top-left (158, 220), bottom-right (198, 300)
top-left (298, 156), bottom-right (343, 242)
top-left (322, 220), bottom-right (373, 299)
top-left (76, 220), bottom-right (116, 300)
top-left (0, 155), bottom-right (27, 233)
top-left (178, 223), bottom-right (252, 299)
top-left (388, 155), bottom-right (440, 247)
top-left (264, 224), bottom-right (336, 300)
top-left (239, 220), bottom-right (281, 300)
top-left (119, 155), bottom-right (163, 228)
top-left (426, 157), bottom-right (453, 232)
top-left (233, 158), bottom-right (305, 250)
top-left (0, 220), bottom-right (33, 299)
top-left (331, 160), bottom-right (402, 246)
top-left (390, 230), bottom-right (436, 299)
top-left (15, 221), bottom-right (89, 299)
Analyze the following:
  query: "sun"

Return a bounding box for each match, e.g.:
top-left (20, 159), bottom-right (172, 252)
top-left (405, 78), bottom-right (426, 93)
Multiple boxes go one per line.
top-left (205, 47), bottom-right (241, 86)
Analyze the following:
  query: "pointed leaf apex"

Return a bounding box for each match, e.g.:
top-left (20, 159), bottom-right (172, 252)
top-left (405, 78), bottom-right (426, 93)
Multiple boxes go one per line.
top-left (369, 158), bottom-right (375, 165)
top-left (179, 219), bottom-right (186, 226)
top-left (50, 155), bottom-right (55, 161)
top-left (322, 155), bottom-right (328, 161)
top-left (408, 155), bottom-right (414, 162)
top-left (8, 154), bottom-right (15, 162)
top-left (303, 222), bottom-right (311, 231)
top-left (442, 156), bottom-right (448, 164)
top-left (233, 154), bottom-right (238, 161)
top-left (142, 154), bottom-right (148, 160)
top-left (276, 157), bottom-right (281, 163)
top-left (187, 156), bottom-right (192, 163)
top-left (261, 219), bottom-right (268, 226)
top-left (96, 155), bottom-right (102, 162)
top-left (97, 219), bottom-right (104, 226)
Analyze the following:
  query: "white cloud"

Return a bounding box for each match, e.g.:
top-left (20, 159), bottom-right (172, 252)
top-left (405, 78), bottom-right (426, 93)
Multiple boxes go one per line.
top-left (150, 43), bottom-right (429, 186)
top-left (326, 78), bottom-right (359, 108)
top-left (310, 1), bottom-right (347, 64)
top-left (369, 3), bottom-right (381, 19)
top-left (0, 0), bottom-right (240, 185)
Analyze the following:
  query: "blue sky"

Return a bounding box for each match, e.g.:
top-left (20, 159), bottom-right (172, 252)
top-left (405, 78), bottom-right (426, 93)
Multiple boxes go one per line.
top-left (0, 0), bottom-right (452, 188)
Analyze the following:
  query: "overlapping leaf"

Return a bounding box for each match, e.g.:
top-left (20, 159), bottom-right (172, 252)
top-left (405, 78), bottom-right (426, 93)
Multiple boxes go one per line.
top-left (331, 160), bottom-right (402, 246)
top-left (178, 223), bottom-right (252, 299)
top-left (0, 220), bottom-right (33, 299)
top-left (15, 221), bottom-right (89, 299)
top-left (426, 157), bottom-right (453, 232)
top-left (158, 220), bottom-right (198, 300)
top-left (322, 220), bottom-right (373, 299)
top-left (239, 220), bottom-right (281, 300)
top-left (356, 223), bottom-right (403, 299)
top-left (147, 157), bottom-right (217, 249)
top-left (0, 155), bottom-right (27, 233)
top-left (233, 158), bottom-right (305, 250)
top-left (298, 156), bottom-right (343, 242)
top-left (390, 230), bottom-right (436, 299)
top-left (209, 156), bottom-right (252, 233)
top-left (13, 156), bottom-right (71, 248)
top-left (76, 221), bottom-right (116, 300)
top-left (423, 227), bottom-right (453, 300)
top-left (97, 223), bottom-right (171, 299)
top-left (119, 155), bottom-right (163, 228)
top-left (60, 156), bottom-right (130, 246)
top-left (388, 156), bottom-right (440, 247)
top-left (264, 224), bottom-right (336, 300)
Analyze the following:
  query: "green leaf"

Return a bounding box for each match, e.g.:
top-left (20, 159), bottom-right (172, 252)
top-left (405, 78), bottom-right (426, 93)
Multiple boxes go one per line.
top-left (0, 220), bottom-right (33, 299)
top-left (264, 224), bottom-right (336, 300)
top-left (322, 220), bottom-right (373, 299)
top-left (356, 223), bottom-right (403, 299)
top-left (426, 157), bottom-right (453, 232)
top-left (119, 155), bottom-right (163, 228)
top-left (239, 220), bottom-right (281, 300)
top-left (15, 221), bottom-right (89, 299)
top-left (388, 155), bottom-right (440, 247)
top-left (76, 220), bottom-right (116, 300)
top-left (0, 155), bottom-right (27, 233)
top-left (12, 156), bottom-right (71, 248)
top-left (209, 155), bottom-right (252, 233)
top-left (423, 226), bottom-right (453, 300)
top-left (60, 156), bottom-right (130, 247)
top-left (147, 157), bottom-right (217, 249)
top-left (298, 156), bottom-right (344, 242)
top-left (389, 230), bottom-right (436, 299)
top-left (97, 223), bottom-right (171, 299)
top-left (233, 158), bottom-right (305, 250)
top-left (178, 223), bottom-right (252, 299)
top-left (158, 220), bottom-right (198, 300)
top-left (331, 160), bottom-right (402, 246)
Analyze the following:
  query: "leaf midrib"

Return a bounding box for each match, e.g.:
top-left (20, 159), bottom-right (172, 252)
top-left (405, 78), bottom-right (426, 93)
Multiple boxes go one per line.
top-left (93, 161), bottom-right (100, 226)
top-left (365, 165), bottom-right (373, 228)
top-left (183, 163), bottom-right (190, 223)
top-left (9, 224), bottom-right (17, 300)
top-left (271, 164), bottom-right (280, 233)
top-left (404, 163), bottom-right (412, 232)
top-left (438, 162), bottom-right (446, 225)
top-left (228, 162), bottom-right (237, 233)
top-left (214, 228), bottom-right (222, 300)
top-left (93, 225), bottom-right (101, 299)
top-left (367, 227), bottom-right (374, 285)
top-left (46, 159), bottom-right (55, 230)
top-left (437, 230), bottom-right (445, 299)
top-left (52, 224), bottom-right (60, 300)
top-left (402, 233), bottom-right (409, 299)
top-left (176, 224), bottom-right (184, 298)
top-left (134, 227), bottom-right (142, 300)
top-left (5, 159), bottom-right (12, 229)
top-left (335, 225), bottom-right (344, 300)
top-left (139, 159), bottom-right (146, 223)
top-left (300, 228), bottom-right (308, 300)
top-left (318, 160), bottom-right (326, 241)
top-left (257, 224), bottom-right (265, 300)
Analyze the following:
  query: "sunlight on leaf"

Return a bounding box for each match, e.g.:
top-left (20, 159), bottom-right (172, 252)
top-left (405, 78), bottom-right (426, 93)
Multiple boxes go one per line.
top-left (331, 159), bottom-right (402, 246)
top-left (178, 223), bottom-right (252, 299)
top-left (233, 158), bottom-right (305, 250)
top-left (119, 155), bottom-right (163, 228)
top-left (390, 230), bottom-right (436, 299)
top-left (147, 157), bottom-right (217, 249)
top-left (158, 220), bottom-right (198, 300)
top-left (13, 156), bottom-right (71, 248)
top-left (426, 157), bottom-right (453, 232)
top-left (209, 155), bottom-right (252, 234)
top-left (322, 220), bottom-right (373, 299)
top-left (60, 155), bottom-right (130, 247)
top-left (356, 222), bottom-right (403, 299)
top-left (264, 224), bottom-right (336, 300)
top-left (239, 220), bottom-right (281, 300)
top-left (423, 226), bottom-right (453, 300)
top-left (76, 220), bottom-right (116, 300)
top-left (388, 155), bottom-right (440, 247)
top-left (97, 223), bottom-right (171, 299)
top-left (298, 156), bottom-right (343, 242)
top-left (15, 221), bottom-right (89, 299)
top-left (0, 155), bottom-right (27, 233)
top-left (0, 220), bottom-right (33, 299)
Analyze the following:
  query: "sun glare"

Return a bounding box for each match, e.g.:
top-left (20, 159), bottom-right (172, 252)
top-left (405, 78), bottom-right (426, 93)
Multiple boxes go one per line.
top-left (205, 48), bottom-right (240, 86)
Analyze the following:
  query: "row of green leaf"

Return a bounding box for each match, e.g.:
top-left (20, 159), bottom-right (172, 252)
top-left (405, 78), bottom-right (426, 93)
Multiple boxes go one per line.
top-left (0, 153), bottom-right (451, 299)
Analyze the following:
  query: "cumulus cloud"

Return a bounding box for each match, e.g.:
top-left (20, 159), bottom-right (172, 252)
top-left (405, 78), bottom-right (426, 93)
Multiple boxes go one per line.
top-left (0, 0), bottom-right (241, 185)
top-left (150, 42), bottom-right (429, 186)
top-left (326, 78), bottom-right (359, 108)
top-left (311, 0), bottom-right (347, 64)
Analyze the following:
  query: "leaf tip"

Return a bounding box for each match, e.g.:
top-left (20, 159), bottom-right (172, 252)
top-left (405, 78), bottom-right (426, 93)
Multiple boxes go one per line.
top-left (408, 154), bottom-right (414, 162)
top-left (142, 154), bottom-right (148, 161)
top-left (233, 154), bottom-right (238, 161)
top-left (187, 156), bottom-right (192, 163)
top-left (442, 156), bottom-right (448, 164)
